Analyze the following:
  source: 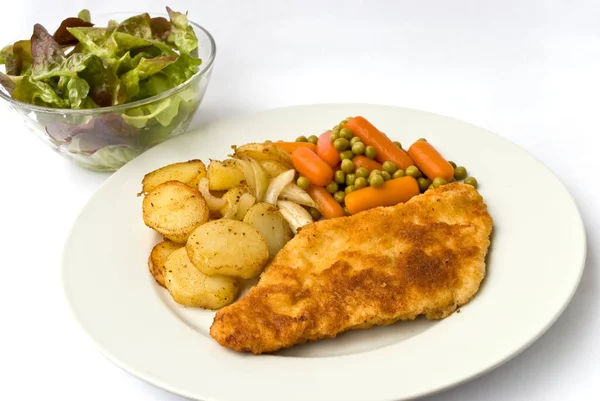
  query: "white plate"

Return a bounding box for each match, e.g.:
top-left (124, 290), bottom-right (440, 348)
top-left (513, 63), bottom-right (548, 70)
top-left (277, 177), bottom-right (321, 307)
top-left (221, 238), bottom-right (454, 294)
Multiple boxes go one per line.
top-left (62, 104), bottom-right (586, 401)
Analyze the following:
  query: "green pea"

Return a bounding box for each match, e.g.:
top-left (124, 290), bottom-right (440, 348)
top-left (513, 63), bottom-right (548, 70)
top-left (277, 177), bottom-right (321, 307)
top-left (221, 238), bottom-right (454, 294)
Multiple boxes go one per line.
top-left (341, 159), bottom-right (355, 174)
top-left (333, 138), bottom-right (350, 151)
top-left (345, 185), bottom-right (355, 194)
top-left (350, 136), bottom-right (362, 145)
top-left (365, 146), bottom-right (377, 159)
top-left (417, 177), bottom-right (431, 192)
top-left (334, 170), bottom-right (346, 184)
top-left (334, 191), bottom-right (346, 203)
top-left (332, 124), bottom-right (340, 132)
top-left (393, 169), bottom-right (405, 179)
top-left (354, 176), bottom-right (368, 189)
top-left (295, 136), bottom-right (307, 142)
top-left (351, 142), bottom-right (365, 155)
top-left (340, 150), bottom-right (354, 160)
top-left (432, 177), bottom-right (447, 188)
top-left (382, 161), bottom-right (397, 174)
top-left (369, 169), bottom-right (382, 177)
top-left (454, 166), bottom-right (467, 181)
top-left (343, 206), bottom-right (351, 215)
top-left (428, 184), bottom-right (435, 190)
top-left (297, 176), bottom-right (311, 190)
top-left (307, 135), bottom-right (318, 144)
top-left (369, 174), bottom-right (384, 188)
top-left (417, 137), bottom-right (427, 142)
top-left (355, 167), bottom-right (369, 178)
top-left (405, 165), bottom-right (422, 178)
top-left (381, 171), bottom-right (392, 181)
top-left (309, 207), bottom-right (321, 220)
top-left (345, 173), bottom-right (356, 186)
top-left (330, 131), bottom-right (340, 141)
top-left (343, 116), bottom-right (353, 123)
top-left (326, 181), bottom-right (339, 194)
top-left (339, 128), bottom-right (354, 140)
top-left (393, 141), bottom-right (402, 149)
top-left (464, 176), bottom-right (478, 188)
top-left (448, 161), bottom-right (457, 169)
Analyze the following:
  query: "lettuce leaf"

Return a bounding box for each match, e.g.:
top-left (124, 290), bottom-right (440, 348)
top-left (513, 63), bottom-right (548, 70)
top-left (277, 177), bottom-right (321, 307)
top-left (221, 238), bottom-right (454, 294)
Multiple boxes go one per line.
top-left (78, 10), bottom-right (92, 23)
top-left (65, 76), bottom-right (90, 108)
top-left (165, 7), bottom-right (198, 54)
top-left (120, 56), bottom-right (176, 99)
top-left (12, 75), bottom-right (66, 107)
top-left (53, 18), bottom-right (94, 46)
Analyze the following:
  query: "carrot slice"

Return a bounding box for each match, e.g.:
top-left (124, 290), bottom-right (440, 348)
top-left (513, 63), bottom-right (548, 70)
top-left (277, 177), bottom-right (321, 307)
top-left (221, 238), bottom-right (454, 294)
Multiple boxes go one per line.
top-left (316, 131), bottom-right (340, 168)
top-left (274, 142), bottom-right (317, 154)
top-left (307, 185), bottom-right (346, 219)
top-left (344, 176), bottom-right (420, 215)
top-left (407, 141), bottom-right (454, 181)
top-left (345, 117), bottom-right (414, 170)
top-left (291, 147), bottom-right (334, 186)
top-left (352, 155), bottom-right (383, 171)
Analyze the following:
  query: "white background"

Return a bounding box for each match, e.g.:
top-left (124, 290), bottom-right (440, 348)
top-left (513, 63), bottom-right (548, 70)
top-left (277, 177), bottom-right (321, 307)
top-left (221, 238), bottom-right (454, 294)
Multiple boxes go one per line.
top-left (0, 0), bottom-right (598, 400)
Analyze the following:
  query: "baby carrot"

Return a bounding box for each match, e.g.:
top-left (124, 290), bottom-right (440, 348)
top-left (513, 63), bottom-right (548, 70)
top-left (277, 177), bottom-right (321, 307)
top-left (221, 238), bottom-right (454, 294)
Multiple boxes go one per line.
top-left (307, 185), bottom-right (346, 219)
top-left (292, 147), bottom-right (334, 186)
top-left (352, 155), bottom-right (383, 171)
top-left (274, 142), bottom-right (317, 154)
top-left (316, 131), bottom-right (340, 168)
top-left (345, 116), bottom-right (414, 170)
top-left (344, 176), bottom-right (420, 215)
top-left (407, 141), bottom-right (454, 181)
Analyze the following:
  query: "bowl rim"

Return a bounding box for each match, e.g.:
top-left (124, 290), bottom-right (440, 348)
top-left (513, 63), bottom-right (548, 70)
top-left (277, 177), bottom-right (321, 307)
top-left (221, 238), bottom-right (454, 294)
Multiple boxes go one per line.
top-left (0, 12), bottom-right (216, 115)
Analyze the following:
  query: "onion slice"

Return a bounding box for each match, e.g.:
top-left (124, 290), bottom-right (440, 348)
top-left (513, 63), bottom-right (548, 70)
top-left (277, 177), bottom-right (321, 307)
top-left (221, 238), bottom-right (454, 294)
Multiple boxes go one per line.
top-left (264, 169), bottom-right (295, 205)
top-left (277, 200), bottom-right (314, 234)
top-left (233, 158), bottom-right (256, 194)
top-left (248, 157), bottom-right (269, 202)
top-left (279, 183), bottom-right (318, 209)
top-left (235, 193), bottom-right (256, 220)
top-left (198, 177), bottom-right (226, 212)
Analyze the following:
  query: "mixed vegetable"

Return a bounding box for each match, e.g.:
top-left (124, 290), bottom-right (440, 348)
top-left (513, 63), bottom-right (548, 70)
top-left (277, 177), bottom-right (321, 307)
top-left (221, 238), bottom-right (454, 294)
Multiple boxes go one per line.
top-left (277, 116), bottom-right (479, 219)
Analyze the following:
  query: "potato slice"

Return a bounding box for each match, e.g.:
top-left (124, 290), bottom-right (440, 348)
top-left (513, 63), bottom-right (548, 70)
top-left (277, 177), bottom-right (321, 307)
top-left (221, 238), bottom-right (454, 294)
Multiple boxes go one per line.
top-left (207, 159), bottom-right (246, 191)
top-left (164, 248), bottom-right (239, 309)
top-left (141, 160), bottom-right (206, 195)
top-left (219, 185), bottom-right (249, 218)
top-left (243, 203), bottom-right (293, 259)
top-left (143, 181), bottom-right (209, 243)
top-left (233, 143), bottom-right (293, 167)
top-left (259, 159), bottom-right (291, 178)
top-left (186, 220), bottom-right (269, 279)
top-left (148, 240), bottom-right (181, 287)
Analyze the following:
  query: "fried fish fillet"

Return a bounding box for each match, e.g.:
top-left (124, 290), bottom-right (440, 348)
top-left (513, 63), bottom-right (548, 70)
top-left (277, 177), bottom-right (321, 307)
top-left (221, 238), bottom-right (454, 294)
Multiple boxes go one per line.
top-left (210, 183), bottom-right (493, 354)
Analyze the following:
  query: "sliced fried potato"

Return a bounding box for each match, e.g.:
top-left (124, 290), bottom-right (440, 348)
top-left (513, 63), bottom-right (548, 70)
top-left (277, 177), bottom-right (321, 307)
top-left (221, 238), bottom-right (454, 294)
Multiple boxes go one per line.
top-left (143, 181), bottom-right (209, 243)
top-left (186, 220), bottom-right (269, 279)
top-left (148, 240), bottom-right (181, 287)
top-left (164, 248), bottom-right (239, 309)
top-left (141, 160), bottom-right (207, 195)
top-left (207, 159), bottom-right (246, 191)
top-left (233, 142), bottom-right (293, 167)
top-left (219, 185), bottom-right (249, 218)
top-left (243, 203), bottom-right (293, 258)
top-left (259, 159), bottom-right (291, 178)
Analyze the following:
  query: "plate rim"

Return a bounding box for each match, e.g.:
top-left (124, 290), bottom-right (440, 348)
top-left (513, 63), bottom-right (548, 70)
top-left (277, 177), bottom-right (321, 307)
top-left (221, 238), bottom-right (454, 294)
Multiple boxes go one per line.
top-left (61, 103), bottom-right (587, 401)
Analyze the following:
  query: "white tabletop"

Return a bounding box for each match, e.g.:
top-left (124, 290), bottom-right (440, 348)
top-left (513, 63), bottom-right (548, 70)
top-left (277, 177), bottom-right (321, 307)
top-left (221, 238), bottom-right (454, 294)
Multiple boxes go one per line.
top-left (0, 1), bottom-right (598, 400)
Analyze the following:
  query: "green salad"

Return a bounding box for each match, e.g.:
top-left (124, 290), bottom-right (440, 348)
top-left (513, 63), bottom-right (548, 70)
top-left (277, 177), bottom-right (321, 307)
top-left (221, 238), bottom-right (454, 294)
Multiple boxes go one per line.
top-left (0, 7), bottom-right (200, 108)
top-left (0, 8), bottom-right (208, 171)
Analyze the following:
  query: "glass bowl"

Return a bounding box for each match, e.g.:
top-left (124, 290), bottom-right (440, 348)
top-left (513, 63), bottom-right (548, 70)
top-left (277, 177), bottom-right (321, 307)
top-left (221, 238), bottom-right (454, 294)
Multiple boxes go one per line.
top-left (0, 12), bottom-right (216, 171)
